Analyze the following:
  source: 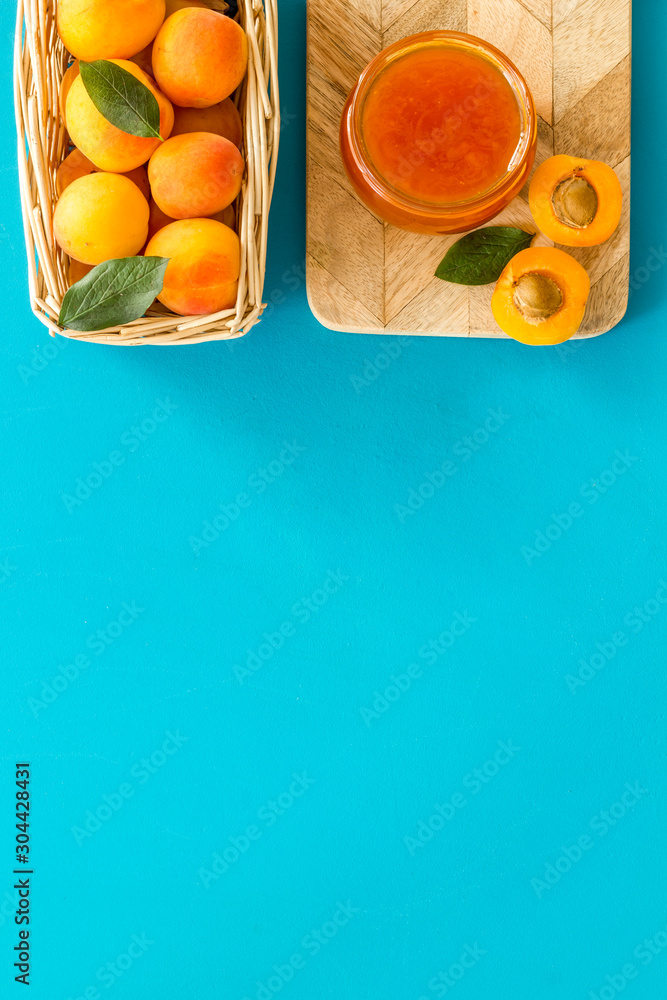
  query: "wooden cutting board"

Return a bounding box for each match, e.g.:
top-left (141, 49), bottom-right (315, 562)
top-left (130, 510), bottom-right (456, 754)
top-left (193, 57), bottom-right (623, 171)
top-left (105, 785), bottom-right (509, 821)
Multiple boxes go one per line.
top-left (306, 0), bottom-right (631, 338)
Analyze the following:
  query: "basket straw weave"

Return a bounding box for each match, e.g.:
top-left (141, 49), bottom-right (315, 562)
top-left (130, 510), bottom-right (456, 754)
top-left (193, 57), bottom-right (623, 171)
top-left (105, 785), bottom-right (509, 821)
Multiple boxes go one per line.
top-left (14, 0), bottom-right (280, 345)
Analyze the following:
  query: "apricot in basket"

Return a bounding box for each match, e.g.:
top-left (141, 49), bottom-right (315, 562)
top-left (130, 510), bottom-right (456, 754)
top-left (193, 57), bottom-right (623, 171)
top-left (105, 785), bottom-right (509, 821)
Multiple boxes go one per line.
top-left (66, 61), bottom-right (174, 173)
top-left (152, 8), bottom-right (248, 108)
top-left (145, 219), bottom-right (240, 316)
top-left (165, 0), bottom-right (211, 13)
top-left (147, 199), bottom-right (235, 242)
top-left (148, 132), bottom-right (244, 219)
top-left (171, 99), bottom-right (243, 149)
top-left (54, 172), bottom-right (150, 266)
top-left (57, 0), bottom-right (166, 62)
top-left (67, 259), bottom-right (94, 283)
top-left (57, 149), bottom-right (150, 200)
top-left (58, 60), bottom-right (79, 127)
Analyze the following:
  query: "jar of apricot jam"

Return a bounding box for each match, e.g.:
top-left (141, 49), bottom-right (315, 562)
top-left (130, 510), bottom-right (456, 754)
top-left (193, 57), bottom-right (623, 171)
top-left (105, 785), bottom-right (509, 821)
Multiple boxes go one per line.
top-left (340, 31), bottom-right (537, 235)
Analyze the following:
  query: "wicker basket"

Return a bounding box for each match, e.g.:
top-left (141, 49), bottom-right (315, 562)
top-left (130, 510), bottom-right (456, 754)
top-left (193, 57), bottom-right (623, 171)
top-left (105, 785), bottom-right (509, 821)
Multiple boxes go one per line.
top-left (14, 0), bottom-right (280, 345)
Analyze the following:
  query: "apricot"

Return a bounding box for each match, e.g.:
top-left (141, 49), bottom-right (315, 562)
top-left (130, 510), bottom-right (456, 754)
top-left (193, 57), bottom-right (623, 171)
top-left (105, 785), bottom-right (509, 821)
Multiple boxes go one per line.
top-left (170, 99), bottom-right (243, 148)
top-left (217, 205), bottom-right (236, 230)
top-left (148, 132), bottom-right (244, 218)
top-left (68, 258), bottom-right (95, 284)
top-left (59, 60), bottom-right (79, 127)
top-left (66, 61), bottom-right (174, 173)
top-left (147, 199), bottom-right (176, 241)
top-left (165, 0), bottom-right (210, 13)
top-left (529, 156), bottom-right (623, 248)
top-left (145, 218), bottom-right (240, 315)
top-left (130, 44), bottom-right (156, 79)
top-left (152, 8), bottom-right (248, 108)
top-left (57, 149), bottom-right (151, 200)
top-left (54, 172), bottom-right (150, 265)
top-left (57, 0), bottom-right (166, 62)
top-left (147, 198), bottom-right (235, 240)
top-left (125, 167), bottom-right (151, 202)
top-left (491, 247), bottom-right (590, 346)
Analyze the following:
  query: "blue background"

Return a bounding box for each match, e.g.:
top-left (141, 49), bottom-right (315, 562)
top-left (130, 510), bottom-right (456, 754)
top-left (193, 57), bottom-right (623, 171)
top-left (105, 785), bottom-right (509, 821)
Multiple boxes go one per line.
top-left (2, 2), bottom-right (666, 999)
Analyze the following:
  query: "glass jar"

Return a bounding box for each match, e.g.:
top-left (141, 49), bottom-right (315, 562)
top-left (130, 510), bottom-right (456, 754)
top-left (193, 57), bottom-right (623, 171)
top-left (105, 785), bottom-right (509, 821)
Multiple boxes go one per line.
top-left (340, 31), bottom-right (537, 235)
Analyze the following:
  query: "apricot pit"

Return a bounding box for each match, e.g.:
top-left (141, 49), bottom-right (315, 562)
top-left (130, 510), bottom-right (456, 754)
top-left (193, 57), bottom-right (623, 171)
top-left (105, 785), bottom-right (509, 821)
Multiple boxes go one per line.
top-left (513, 273), bottom-right (563, 323)
top-left (551, 175), bottom-right (598, 229)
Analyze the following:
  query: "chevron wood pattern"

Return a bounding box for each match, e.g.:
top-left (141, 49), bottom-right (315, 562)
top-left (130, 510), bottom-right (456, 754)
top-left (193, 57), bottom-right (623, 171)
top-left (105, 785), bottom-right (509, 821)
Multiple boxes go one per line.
top-left (306, 0), bottom-right (631, 339)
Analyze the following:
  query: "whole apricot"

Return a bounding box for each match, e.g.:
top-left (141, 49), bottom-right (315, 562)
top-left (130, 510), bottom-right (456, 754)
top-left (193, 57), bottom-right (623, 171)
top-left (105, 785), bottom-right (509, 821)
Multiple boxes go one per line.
top-left (152, 8), bottom-right (248, 108)
top-left (148, 132), bottom-right (244, 219)
top-left (57, 148), bottom-right (151, 200)
top-left (54, 172), bottom-right (150, 265)
top-left (492, 247), bottom-right (590, 346)
top-left (529, 156), bottom-right (623, 248)
top-left (59, 60), bottom-right (79, 127)
top-left (57, 0), bottom-right (166, 62)
top-left (145, 218), bottom-right (240, 315)
top-left (66, 61), bottom-right (174, 173)
top-left (170, 99), bottom-right (243, 148)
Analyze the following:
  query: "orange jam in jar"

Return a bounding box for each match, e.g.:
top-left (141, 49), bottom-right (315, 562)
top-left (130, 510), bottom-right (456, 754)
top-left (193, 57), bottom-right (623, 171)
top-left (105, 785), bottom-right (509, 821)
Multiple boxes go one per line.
top-left (340, 32), bottom-right (537, 234)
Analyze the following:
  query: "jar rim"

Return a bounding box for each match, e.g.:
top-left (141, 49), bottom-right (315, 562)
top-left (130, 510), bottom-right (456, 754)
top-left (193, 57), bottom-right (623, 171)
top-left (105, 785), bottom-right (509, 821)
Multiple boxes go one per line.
top-left (347, 30), bottom-right (537, 220)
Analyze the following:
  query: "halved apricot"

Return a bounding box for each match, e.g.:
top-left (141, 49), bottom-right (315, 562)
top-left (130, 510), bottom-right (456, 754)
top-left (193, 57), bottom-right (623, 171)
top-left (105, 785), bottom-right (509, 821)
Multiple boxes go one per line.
top-left (529, 155), bottom-right (622, 247)
top-left (491, 247), bottom-right (590, 346)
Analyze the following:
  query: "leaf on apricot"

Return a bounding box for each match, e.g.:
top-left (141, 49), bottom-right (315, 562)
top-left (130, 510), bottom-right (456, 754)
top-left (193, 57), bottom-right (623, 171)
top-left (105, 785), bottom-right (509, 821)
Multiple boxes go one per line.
top-left (59, 257), bottom-right (169, 332)
top-left (79, 60), bottom-right (162, 139)
top-left (435, 227), bottom-right (535, 286)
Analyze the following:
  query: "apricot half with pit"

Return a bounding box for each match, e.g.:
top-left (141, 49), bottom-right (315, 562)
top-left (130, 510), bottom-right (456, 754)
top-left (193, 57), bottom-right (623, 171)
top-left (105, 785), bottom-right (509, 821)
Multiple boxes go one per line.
top-left (529, 155), bottom-right (622, 248)
top-left (491, 247), bottom-right (590, 346)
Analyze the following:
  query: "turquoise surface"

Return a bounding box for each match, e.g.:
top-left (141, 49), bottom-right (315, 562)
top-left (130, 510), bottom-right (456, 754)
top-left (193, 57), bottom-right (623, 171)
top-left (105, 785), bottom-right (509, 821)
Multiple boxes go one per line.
top-left (2, 3), bottom-right (666, 999)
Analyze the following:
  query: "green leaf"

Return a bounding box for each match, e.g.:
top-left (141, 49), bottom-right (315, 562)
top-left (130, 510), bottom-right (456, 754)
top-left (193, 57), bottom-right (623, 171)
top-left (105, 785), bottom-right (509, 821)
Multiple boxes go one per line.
top-left (435, 227), bottom-right (535, 286)
top-left (59, 257), bottom-right (170, 332)
top-left (79, 60), bottom-right (162, 139)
